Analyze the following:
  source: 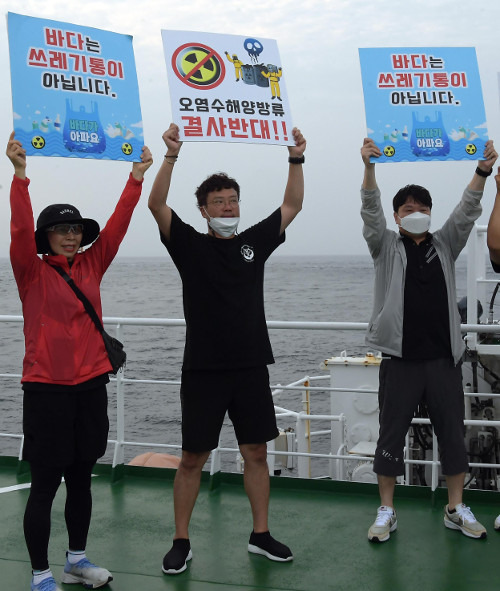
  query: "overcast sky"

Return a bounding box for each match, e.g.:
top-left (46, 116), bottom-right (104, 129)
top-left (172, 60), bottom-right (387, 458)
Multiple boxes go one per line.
top-left (1, 0), bottom-right (499, 258)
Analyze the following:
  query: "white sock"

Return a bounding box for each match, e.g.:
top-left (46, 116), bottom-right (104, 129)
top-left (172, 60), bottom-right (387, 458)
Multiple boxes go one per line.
top-left (67, 550), bottom-right (86, 565)
top-left (32, 569), bottom-right (52, 585)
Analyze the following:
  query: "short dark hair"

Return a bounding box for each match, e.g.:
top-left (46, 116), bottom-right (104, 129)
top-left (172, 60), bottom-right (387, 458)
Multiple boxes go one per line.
top-left (195, 172), bottom-right (240, 207)
top-left (392, 184), bottom-right (432, 212)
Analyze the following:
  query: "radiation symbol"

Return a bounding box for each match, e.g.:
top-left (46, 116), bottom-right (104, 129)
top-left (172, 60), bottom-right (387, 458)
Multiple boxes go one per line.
top-left (465, 143), bottom-right (477, 155)
top-left (31, 135), bottom-right (45, 150)
top-left (171, 43), bottom-right (225, 90)
top-left (384, 145), bottom-right (396, 157)
top-left (121, 143), bottom-right (133, 155)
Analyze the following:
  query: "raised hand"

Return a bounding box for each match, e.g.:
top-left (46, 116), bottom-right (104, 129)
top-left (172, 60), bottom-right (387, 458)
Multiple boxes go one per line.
top-left (132, 145), bottom-right (153, 180)
top-left (6, 131), bottom-right (27, 178)
top-left (287, 127), bottom-right (306, 158)
top-left (162, 123), bottom-right (183, 156)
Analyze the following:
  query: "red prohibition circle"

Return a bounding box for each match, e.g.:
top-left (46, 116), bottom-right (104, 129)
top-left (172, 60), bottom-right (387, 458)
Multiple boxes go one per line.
top-left (171, 42), bottom-right (226, 90)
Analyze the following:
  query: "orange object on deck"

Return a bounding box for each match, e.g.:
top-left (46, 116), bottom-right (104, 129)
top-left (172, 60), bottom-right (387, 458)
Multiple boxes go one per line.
top-left (128, 452), bottom-right (181, 468)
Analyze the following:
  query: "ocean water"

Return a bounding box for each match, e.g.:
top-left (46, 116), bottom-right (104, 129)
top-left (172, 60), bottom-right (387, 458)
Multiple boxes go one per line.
top-left (0, 254), bottom-right (477, 473)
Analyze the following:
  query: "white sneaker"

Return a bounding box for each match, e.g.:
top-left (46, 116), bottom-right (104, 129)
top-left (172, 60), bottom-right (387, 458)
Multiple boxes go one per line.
top-left (368, 505), bottom-right (397, 542)
top-left (31, 575), bottom-right (62, 591)
top-left (494, 514), bottom-right (500, 530)
top-left (444, 503), bottom-right (487, 539)
top-left (61, 555), bottom-right (113, 588)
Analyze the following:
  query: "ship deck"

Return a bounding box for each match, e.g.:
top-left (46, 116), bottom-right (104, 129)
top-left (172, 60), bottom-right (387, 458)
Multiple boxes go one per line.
top-left (2, 458), bottom-right (500, 591)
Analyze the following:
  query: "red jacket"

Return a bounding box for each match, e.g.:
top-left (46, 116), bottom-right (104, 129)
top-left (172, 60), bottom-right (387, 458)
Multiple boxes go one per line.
top-left (10, 173), bottom-right (143, 385)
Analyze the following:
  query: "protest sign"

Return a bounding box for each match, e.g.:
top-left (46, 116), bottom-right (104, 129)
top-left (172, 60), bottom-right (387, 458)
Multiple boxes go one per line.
top-left (8, 12), bottom-right (143, 161)
top-left (359, 47), bottom-right (488, 163)
top-left (162, 30), bottom-right (294, 145)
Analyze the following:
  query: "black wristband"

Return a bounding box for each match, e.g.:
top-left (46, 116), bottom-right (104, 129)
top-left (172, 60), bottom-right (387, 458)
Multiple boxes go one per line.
top-left (164, 154), bottom-right (178, 160)
top-left (475, 166), bottom-right (492, 177)
top-left (288, 156), bottom-right (305, 164)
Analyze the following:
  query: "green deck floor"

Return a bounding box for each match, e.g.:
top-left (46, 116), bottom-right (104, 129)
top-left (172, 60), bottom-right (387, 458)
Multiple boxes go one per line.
top-left (2, 458), bottom-right (500, 591)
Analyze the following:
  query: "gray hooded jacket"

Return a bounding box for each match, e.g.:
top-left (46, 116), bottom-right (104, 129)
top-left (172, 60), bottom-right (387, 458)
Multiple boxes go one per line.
top-left (361, 185), bottom-right (483, 365)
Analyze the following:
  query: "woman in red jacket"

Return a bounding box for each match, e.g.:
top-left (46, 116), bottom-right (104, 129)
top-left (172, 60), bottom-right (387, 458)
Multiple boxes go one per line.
top-left (7, 132), bottom-right (152, 591)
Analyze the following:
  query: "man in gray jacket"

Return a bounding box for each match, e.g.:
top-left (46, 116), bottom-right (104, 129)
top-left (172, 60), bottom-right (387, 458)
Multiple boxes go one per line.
top-left (360, 137), bottom-right (497, 543)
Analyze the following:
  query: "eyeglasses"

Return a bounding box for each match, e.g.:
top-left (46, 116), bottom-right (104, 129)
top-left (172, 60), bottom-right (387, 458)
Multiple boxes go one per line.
top-left (46, 224), bottom-right (84, 235)
top-left (206, 198), bottom-right (240, 208)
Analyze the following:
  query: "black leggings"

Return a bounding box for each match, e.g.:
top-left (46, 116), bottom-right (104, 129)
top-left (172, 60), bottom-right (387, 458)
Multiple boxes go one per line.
top-left (24, 459), bottom-right (95, 570)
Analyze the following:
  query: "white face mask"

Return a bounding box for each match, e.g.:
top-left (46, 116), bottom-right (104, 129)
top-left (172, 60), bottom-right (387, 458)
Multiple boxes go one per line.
top-left (397, 211), bottom-right (431, 235)
top-left (204, 209), bottom-right (240, 238)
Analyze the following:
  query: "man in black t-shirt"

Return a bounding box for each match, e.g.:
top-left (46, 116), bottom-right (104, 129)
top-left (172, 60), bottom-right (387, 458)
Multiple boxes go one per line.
top-left (148, 123), bottom-right (306, 575)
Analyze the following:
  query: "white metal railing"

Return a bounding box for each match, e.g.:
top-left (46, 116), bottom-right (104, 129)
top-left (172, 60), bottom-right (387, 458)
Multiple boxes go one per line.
top-left (2, 316), bottom-right (500, 489)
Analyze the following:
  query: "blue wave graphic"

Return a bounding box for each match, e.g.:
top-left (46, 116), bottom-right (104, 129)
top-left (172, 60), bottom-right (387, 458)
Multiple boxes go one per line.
top-left (374, 138), bottom-right (487, 163)
top-left (14, 128), bottom-right (142, 162)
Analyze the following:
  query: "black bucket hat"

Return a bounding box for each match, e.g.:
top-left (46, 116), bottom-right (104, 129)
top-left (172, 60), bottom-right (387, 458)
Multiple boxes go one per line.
top-left (35, 203), bottom-right (100, 254)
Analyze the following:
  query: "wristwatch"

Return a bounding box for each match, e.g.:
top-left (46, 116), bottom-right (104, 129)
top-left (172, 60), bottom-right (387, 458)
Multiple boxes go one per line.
top-left (475, 166), bottom-right (492, 177)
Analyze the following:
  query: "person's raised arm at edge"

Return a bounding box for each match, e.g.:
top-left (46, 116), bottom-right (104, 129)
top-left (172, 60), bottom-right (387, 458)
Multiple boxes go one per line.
top-left (468, 139), bottom-right (498, 192)
top-left (280, 127), bottom-right (307, 235)
top-left (148, 123), bottom-right (182, 240)
top-left (6, 131), bottom-right (27, 180)
top-left (487, 166), bottom-right (500, 265)
top-left (361, 137), bottom-right (381, 191)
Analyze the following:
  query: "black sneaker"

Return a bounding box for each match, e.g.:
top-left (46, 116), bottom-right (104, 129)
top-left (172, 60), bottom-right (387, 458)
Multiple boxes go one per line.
top-left (162, 539), bottom-right (192, 574)
top-left (248, 531), bottom-right (293, 562)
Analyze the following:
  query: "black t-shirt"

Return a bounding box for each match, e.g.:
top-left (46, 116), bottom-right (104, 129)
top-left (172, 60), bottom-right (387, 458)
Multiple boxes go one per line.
top-left (491, 259), bottom-right (500, 273)
top-left (161, 209), bottom-right (285, 370)
top-left (401, 234), bottom-right (451, 360)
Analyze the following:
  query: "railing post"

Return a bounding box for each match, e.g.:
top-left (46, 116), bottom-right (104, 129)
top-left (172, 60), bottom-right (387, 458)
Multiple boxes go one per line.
top-left (335, 413), bottom-right (347, 480)
top-left (209, 443), bottom-right (221, 490)
top-left (431, 430), bottom-right (439, 491)
top-left (17, 435), bottom-right (29, 475)
top-left (296, 412), bottom-right (308, 479)
top-left (466, 225), bottom-right (486, 350)
top-left (302, 379), bottom-right (311, 478)
top-left (210, 443), bottom-right (221, 476)
top-left (405, 432), bottom-right (410, 485)
top-left (111, 324), bottom-right (125, 481)
top-left (266, 437), bottom-right (276, 475)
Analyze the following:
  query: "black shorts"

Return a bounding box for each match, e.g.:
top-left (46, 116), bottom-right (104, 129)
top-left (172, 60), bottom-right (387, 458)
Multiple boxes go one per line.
top-left (374, 357), bottom-right (468, 477)
top-left (180, 366), bottom-right (279, 452)
top-left (23, 385), bottom-right (109, 467)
